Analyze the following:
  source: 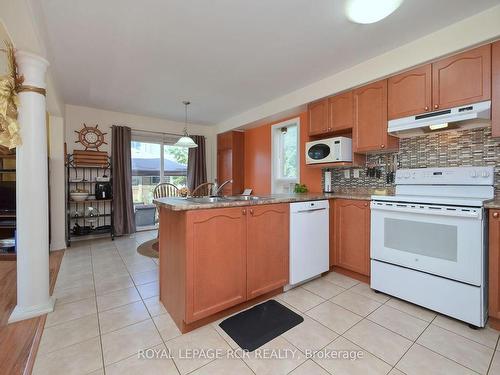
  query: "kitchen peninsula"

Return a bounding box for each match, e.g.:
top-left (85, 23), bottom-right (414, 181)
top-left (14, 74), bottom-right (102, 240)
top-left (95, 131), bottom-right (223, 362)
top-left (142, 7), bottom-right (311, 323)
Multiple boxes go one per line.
top-left (155, 193), bottom-right (373, 333)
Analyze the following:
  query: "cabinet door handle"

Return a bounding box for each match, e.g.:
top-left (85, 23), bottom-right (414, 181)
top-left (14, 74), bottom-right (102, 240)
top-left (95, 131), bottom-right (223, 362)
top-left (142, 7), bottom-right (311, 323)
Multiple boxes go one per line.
top-left (364, 203), bottom-right (368, 207)
top-left (494, 212), bottom-right (499, 219)
top-left (434, 104), bottom-right (439, 109)
top-left (250, 209), bottom-right (254, 215)
top-left (424, 106), bottom-right (429, 111)
top-left (242, 209), bottom-right (246, 215)
top-left (381, 144), bottom-right (385, 149)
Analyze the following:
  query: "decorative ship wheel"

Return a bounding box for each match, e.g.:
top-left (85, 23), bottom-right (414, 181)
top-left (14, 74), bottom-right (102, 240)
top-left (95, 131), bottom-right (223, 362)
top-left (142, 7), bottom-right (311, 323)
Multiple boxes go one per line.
top-left (75, 123), bottom-right (107, 151)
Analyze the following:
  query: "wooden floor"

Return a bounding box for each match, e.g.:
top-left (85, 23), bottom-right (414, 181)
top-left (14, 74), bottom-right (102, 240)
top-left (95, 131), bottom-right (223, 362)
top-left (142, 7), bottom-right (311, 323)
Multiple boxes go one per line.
top-left (0, 251), bottom-right (64, 375)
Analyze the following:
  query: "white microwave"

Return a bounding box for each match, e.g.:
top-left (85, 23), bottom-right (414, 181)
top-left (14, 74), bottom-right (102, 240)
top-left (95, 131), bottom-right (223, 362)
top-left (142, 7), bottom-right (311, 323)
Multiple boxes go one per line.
top-left (306, 137), bottom-right (352, 164)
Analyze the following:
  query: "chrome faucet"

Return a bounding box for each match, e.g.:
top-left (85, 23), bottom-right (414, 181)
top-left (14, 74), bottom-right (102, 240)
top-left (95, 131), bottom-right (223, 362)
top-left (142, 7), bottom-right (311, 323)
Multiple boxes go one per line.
top-left (213, 179), bottom-right (233, 196)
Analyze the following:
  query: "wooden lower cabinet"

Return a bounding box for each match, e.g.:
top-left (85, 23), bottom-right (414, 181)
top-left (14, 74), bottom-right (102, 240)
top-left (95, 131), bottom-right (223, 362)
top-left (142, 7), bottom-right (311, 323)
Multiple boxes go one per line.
top-left (329, 200), bottom-right (335, 267)
top-left (489, 209), bottom-right (500, 329)
top-left (186, 207), bottom-right (247, 323)
top-left (246, 204), bottom-right (289, 299)
top-left (332, 199), bottom-right (370, 276)
top-left (184, 204), bottom-right (289, 324)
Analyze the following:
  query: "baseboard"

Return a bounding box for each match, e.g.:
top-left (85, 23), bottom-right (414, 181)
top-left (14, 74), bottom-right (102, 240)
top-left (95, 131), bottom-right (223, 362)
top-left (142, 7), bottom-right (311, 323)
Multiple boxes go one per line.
top-left (50, 241), bottom-right (67, 251)
top-left (331, 266), bottom-right (370, 284)
top-left (489, 316), bottom-right (500, 331)
top-left (8, 296), bottom-right (56, 324)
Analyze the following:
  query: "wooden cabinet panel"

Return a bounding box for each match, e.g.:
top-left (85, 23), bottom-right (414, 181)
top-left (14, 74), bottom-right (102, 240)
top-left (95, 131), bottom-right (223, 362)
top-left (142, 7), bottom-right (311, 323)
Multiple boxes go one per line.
top-left (493, 41), bottom-right (500, 138)
top-left (308, 99), bottom-right (329, 136)
top-left (246, 204), bottom-right (289, 299)
top-left (432, 44), bottom-right (491, 110)
top-left (217, 131), bottom-right (244, 195)
top-left (217, 132), bottom-right (232, 150)
top-left (489, 209), bottom-right (500, 328)
top-left (185, 207), bottom-right (247, 322)
top-left (329, 91), bottom-right (354, 131)
top-left (353, 80), bottom-right (398, 153)
top-left (388, 65), bottom-right (432, 120)
top-left (333, 199), bottom-right (370, 276)
top-left (217, 148), bottom-right (232, 188)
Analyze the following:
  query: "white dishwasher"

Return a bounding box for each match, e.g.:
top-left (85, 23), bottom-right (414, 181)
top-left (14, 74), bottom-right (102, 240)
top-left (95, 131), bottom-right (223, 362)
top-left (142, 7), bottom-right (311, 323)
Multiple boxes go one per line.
top-left (288, 200), bottom-right (329, 287)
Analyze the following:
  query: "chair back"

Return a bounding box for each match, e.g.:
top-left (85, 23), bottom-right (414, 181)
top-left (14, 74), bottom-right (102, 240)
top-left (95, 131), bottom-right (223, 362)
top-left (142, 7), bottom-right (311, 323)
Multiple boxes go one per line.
top-left (191, 182), bottom-right (214, 197)
top-left (153, 183), bottom-right (180, 199)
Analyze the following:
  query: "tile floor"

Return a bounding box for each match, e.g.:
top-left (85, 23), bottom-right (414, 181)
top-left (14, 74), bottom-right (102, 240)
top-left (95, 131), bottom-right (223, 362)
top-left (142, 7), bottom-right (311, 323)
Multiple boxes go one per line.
top-left (33, 231), bottom-right (500, 375)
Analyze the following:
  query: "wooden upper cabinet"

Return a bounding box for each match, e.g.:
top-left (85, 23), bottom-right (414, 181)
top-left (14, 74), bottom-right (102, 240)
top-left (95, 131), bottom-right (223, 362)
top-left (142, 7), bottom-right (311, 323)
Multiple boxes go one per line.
top-left (246, 204), bottom-right (289, 299)
top-left (489, 209), bottom-right (500, 329)
top-left (492, 41), bottom-right (500, 138)
top-left (432, 44), bottom-right (491, 110)
top-left (354, 80), bottom-right (398, 153)
top-left (185, 207), bottom-right (247, 323)
top-left (329, 91), bottom-right (354, 131)
top-left (333, 199), bottom-right (370, 276)
top-left (308, 98), bottom-right (329, 135)
top-left (388, 65), bottom-right (432, 120)
top-left (217, 131), bottom-right (244, 195)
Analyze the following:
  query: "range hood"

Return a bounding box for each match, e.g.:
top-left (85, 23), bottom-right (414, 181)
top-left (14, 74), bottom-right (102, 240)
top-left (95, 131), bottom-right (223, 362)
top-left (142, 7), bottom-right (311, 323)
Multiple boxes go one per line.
top-left (388, 100), bottom-right (491, 138)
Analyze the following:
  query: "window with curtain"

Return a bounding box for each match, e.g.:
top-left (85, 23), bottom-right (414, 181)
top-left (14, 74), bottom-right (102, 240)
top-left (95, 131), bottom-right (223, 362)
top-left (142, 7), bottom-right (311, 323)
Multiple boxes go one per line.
top-left (131, 135), bottom-right (188, 204)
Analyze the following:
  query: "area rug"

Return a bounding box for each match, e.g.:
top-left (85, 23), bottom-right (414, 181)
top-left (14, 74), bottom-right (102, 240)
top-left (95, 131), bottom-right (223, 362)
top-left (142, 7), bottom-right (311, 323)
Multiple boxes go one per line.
top-left (137, 239), bottom-right (159, 258)
top-left (219, 299), bottom-right (304, 351)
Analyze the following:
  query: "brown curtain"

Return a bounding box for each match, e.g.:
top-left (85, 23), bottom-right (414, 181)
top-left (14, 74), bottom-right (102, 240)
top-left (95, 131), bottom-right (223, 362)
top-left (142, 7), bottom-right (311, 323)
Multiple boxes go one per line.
top-left (187, 135), bottom-right (207, 192)
top-left (112, 125), bottom-right (136, 235)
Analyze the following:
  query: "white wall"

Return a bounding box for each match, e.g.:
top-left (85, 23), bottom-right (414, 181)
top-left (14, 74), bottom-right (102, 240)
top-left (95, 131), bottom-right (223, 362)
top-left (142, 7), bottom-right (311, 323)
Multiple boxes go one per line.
top-left (0, 1), bottom-right (64, 116)
top-left (216, 4), bottom-right (500, 132)
top-left (65, 104), bottom-right (217, 181)
top-left (48, 115), bottom-right (66, 250)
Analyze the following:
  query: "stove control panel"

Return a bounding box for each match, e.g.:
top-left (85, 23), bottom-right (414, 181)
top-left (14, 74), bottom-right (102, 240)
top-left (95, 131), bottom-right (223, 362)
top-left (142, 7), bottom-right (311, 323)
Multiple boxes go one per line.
top-left (395, 166), bottom-right (494, 185)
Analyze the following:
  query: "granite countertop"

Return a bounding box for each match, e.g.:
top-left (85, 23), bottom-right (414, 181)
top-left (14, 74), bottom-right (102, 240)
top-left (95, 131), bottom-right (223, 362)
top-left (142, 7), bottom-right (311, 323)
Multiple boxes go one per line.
top-left (154, 189), bottom-right (393, 211)
top-left (485, 198), bottom-right (500, 209)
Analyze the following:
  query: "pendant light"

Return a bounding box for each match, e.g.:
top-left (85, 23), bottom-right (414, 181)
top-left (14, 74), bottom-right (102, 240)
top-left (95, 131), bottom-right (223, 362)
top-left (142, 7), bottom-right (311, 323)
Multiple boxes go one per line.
top-left (175, 101), bottom-right (198, 148)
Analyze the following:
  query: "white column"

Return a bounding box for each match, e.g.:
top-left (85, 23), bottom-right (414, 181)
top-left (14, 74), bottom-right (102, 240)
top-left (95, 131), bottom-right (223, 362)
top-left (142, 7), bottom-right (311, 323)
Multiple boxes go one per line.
top-left (48, 115), bottom-right (67, 251)
top-left (9, 51), bottom-right (55, 323)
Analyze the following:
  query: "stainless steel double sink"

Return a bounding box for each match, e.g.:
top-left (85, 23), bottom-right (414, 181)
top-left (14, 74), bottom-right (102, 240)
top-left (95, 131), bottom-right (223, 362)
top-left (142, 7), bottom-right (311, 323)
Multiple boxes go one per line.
top-left (186, 195), bottom-right (264, 203)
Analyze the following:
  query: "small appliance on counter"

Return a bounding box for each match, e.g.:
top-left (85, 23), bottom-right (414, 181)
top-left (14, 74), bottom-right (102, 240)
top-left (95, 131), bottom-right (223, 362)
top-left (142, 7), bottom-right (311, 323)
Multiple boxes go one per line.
top-left (306, 136), bottom-right (352, 165)
top-left (323, 170), bottom-right (333, 193)
top-left (96, 175), bottom-right (110, 182)
top-left (95, 181), bottom-right (112, 200)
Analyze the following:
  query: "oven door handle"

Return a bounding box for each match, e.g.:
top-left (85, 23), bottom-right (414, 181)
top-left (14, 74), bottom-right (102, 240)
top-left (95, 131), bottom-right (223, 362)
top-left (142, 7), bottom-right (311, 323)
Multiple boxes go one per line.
top-left (370, 202), bottom-right (481, 219)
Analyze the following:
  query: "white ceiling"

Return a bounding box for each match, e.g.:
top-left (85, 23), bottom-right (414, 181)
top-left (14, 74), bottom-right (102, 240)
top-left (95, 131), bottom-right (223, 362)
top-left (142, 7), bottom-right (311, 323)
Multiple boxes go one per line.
top-left (36, 0), bottom-right (500, 125)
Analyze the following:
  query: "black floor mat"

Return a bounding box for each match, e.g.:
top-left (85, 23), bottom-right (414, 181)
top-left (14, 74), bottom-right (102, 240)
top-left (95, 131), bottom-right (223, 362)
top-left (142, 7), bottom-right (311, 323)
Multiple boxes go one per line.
top-left (219, 299), bottom-right (304, 352)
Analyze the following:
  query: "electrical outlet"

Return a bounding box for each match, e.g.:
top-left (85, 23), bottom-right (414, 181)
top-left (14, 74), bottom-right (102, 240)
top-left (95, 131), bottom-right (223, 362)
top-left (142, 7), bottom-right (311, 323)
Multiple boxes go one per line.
top-left (344, 169), bottom-right (350, 178)
top-left (353, 169), bottom-right (360, 178)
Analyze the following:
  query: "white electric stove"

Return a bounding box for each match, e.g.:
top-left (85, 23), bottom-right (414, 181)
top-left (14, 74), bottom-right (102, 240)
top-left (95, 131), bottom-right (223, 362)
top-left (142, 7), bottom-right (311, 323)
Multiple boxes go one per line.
top-left (370, 166), bottom-right (494, 327)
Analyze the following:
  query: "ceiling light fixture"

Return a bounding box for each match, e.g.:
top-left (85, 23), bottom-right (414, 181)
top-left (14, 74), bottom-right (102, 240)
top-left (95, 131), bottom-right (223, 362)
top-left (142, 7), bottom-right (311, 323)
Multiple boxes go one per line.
top-left (429, 123), bottom-right (449, 131)
top-left (345, 0), bottom-right (403, 24)
top-left (175, 101), bottom-right (198, 148)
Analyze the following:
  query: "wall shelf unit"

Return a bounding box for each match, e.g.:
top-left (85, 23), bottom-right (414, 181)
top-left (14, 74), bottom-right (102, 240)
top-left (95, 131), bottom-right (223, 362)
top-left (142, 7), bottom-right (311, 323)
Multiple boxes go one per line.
top-left (66, 154), bottom-right (114, 246)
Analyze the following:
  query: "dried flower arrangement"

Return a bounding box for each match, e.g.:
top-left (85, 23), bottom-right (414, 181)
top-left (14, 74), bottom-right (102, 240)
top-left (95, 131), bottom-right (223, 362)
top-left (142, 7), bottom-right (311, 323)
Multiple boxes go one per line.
top-left (0, 40), bottom-right (22, 149)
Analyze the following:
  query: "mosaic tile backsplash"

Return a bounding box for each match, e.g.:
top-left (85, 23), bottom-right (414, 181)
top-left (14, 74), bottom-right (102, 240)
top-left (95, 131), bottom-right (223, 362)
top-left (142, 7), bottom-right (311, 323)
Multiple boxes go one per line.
top-left (324, 127), bottom-right (500, 193)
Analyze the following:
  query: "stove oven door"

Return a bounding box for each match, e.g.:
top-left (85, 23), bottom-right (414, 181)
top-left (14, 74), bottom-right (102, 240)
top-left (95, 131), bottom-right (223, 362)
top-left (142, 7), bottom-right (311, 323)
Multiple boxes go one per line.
top-left (370, 201), bottom-right (485, 286)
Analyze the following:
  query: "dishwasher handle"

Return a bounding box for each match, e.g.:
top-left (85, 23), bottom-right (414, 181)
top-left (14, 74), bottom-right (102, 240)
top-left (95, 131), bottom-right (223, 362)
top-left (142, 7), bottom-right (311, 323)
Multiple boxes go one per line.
top-left (296, 207), bottom-right (327, 214)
